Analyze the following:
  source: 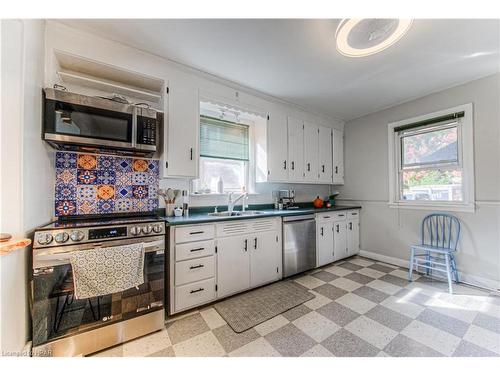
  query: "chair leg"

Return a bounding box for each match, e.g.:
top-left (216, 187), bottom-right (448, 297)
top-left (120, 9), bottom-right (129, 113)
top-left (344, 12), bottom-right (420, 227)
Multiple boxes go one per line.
top-left (408, 248), bottom-right (415, 281)
top-left (444, 254), bottom-right (453, 294)
top-left (451, 255), bottom-right (459, 283)
top-left (425, 251), bottom-right (431, 276)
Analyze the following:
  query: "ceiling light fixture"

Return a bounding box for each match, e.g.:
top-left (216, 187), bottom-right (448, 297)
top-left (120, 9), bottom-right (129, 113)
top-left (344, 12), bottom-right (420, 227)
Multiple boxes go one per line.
top-left (335, 19), bottom-right (413, 57)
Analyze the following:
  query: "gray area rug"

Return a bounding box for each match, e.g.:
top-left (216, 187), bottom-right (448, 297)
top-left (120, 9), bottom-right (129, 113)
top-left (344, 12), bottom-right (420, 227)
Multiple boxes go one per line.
top-left (214, 281), bottom-right (314, 333)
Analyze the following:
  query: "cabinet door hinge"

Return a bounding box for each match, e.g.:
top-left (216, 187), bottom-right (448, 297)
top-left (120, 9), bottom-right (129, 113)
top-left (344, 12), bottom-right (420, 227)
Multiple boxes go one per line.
top-left (166, 86), bottom-right (169, 94)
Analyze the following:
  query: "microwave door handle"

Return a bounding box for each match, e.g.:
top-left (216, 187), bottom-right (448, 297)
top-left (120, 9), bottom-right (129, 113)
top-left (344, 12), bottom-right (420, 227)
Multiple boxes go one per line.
top-left (131, 106), bottom-right (137, 148)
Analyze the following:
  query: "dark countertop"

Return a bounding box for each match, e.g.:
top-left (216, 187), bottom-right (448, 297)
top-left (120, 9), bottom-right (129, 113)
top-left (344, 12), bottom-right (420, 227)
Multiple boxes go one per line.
top-left (164, 205), bottom-right (361, 226)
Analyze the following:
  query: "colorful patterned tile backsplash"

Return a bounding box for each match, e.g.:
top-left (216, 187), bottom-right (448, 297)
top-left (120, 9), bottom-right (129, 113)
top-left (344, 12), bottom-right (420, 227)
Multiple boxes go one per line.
top-left (54, 151), bottom-right (159, 217)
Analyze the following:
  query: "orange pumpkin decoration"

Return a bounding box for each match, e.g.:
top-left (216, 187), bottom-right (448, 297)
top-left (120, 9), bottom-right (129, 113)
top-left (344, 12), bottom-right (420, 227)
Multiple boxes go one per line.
top-left (313, 196), bottom-right (324, 208)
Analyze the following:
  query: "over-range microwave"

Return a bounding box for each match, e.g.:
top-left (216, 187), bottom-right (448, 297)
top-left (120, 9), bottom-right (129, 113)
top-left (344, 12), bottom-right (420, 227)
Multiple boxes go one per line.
top-left (43, 88), bottom-right (162, 156)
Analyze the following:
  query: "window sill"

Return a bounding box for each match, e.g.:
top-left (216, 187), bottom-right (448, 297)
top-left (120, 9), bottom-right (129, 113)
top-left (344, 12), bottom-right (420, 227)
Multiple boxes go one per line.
top-left (388, 201), bottom-right (475, 213)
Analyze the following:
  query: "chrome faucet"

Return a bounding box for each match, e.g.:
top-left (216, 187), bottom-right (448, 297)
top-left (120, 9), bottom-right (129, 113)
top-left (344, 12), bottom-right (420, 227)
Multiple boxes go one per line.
top-left (227, 192), bottom-right (248, 214)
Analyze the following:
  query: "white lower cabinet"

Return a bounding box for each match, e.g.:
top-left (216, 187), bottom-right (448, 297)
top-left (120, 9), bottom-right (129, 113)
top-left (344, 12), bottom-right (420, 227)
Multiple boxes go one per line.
top-left (316, 210), bottom-right (360, 266)
top-left (217, 217), bottom-right (282, 299)
top-left (250, 231), bottom-right (281, 288)
top-left (317, 219), bottom-right (334, 267)
top-left (170, 218), bottom-right (282, 314)
top-left (216, 235), bottom-right (251, 298)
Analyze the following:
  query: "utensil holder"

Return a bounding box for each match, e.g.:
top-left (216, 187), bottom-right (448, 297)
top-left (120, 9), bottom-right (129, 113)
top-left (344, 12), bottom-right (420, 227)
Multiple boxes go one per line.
top-left (166, 203), bottom-right (175, 217)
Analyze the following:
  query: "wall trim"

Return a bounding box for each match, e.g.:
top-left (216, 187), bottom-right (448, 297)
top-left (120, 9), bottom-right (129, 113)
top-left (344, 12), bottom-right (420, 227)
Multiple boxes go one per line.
top-left (360, 249), bottom-right (500, 292)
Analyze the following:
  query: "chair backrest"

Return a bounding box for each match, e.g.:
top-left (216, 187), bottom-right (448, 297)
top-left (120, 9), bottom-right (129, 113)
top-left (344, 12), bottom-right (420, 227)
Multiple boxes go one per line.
top-left (421, 213), bottom-right (461, 251)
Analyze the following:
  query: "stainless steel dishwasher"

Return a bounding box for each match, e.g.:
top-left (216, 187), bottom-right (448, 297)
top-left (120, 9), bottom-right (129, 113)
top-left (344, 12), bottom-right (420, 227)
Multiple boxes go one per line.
top-left (282, 214), bottom-right (316, 277)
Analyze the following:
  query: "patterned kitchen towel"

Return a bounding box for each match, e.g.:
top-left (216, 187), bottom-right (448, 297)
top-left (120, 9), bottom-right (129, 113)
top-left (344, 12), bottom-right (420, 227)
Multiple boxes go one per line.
top-left (70, 243), bottom-right (145, 299)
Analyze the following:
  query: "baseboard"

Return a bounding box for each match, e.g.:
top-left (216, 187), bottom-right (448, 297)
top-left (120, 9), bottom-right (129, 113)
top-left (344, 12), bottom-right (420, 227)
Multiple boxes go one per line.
top-left (359, 249), bottom-right (500, 292)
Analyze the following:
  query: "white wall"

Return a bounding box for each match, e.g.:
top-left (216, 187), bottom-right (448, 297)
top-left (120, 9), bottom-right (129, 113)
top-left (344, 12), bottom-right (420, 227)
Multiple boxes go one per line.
top-left (338, 74), bottom-right (500, 289)
top-left (44, 21), bottom-right (342, 208)
top-left (0, 19), bottom-right (52, 355)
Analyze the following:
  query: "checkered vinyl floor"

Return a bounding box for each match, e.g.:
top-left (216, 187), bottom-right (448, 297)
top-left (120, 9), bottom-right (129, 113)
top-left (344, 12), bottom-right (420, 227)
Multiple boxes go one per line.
top-left (93, 256), bottom-right (500, 357)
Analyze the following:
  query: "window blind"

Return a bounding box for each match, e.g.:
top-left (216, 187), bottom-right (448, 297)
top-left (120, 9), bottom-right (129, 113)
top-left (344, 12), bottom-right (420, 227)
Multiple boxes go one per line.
top-left (394, 111), bottom-right (464, 133)
top-left (200, 116), bottom-right (249, 161)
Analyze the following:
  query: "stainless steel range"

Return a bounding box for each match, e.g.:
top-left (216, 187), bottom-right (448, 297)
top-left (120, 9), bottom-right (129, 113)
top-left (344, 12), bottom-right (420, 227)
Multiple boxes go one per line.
top-left (31, 217), bottom-right (166, 356)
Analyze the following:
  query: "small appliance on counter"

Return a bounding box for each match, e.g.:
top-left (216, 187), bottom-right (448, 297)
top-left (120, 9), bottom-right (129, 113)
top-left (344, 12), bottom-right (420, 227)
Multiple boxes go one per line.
top-left (31, 215), bottom-right (166, 357)
top-left (277, 189), bottom-right (299, 210)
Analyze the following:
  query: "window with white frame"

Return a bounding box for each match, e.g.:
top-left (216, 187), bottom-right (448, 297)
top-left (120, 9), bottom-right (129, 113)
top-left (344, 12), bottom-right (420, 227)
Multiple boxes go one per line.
top-left (194, 115), bottom-right (250, 193)
top-left (388, 104), bottom-right (474, 212)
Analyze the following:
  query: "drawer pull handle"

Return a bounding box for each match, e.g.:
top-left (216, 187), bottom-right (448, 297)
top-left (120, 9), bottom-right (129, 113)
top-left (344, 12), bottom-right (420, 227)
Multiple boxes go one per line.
top-left (351, 213), bottom-right (357, 216)
top-left (338, 214), bottom-right (345, 217)
top-left (189, 231), bottom-right (204, 235)
top-left (349, 222), bottom-right (353, 230)
top-left (254, 237), bottom-right (258, 249)
top-left (336, 224), bottom-right (340, 233)
top-left (189, 264), bottom-right (204, 270)
top-left (244, 239), bottom-right (248, 252)
top-left (190, 288), bottom-right (204, 294)
top-left (320, 227), bottom-right (324, 236)
top-left (323, 216), bottom-right (330, 219)
top-left (190, 247), bottom-right (205, 252)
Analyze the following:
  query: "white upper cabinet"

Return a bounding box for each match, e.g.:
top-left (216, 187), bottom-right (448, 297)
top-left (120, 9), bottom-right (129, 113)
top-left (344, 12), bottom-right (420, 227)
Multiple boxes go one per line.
top-left (332, 128), bottom-right (344, 185)
top-left (267, 111), bottom-right (289, 182)
top-left (287, 116), bottom-right (304, 182)
top-left (303, 122), bottom-right (319, 182)
top-left (319, 126), bottom-right (333, 184)
top-left (162, 83), bottom-right (199, 178)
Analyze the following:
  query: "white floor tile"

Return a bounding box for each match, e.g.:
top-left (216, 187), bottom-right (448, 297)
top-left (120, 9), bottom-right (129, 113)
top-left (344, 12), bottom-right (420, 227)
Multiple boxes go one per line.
top-left (344, 316), bottom-right (398, 349)
top-left (329, 277), bottom-right (363, 292)
top-left (122, 329), bottom-right (171, 357)
top-left (401, 320), bottom-right (461, 356)
top-left (390, 268), bottom-right (419, 280)
top-left (463, 325), bottom-right (500, 354)
top-left (229, 337), bottom-right (281, 357)
top-left (292, 311), bottom-right (341, 342)
top-left (424, 298), bottom-right (478, 323)
top-left (200, 308), bottom-right (226, 330)
top-left (336, 293), bottom-right (377, 314)
top-left (324, 265), bottom-right (353, 277)
top-left (173, 331), bottom-right (226, 357)
top-left (254, 314), bottom-right (289, 336)
top-left (367, 279), bottom-right (402, 295)
top-left (300, 344), bottom-right (333, 357)
top-left (295, 275), bottom-right (326, 289)
top-left (304, 290), bottom-right (332, 310)
top-left (349, 258), bottom-right (375, 267)
top-left (356, 267), bottom-right (385, 279)
top-left (381, 295), bottom-right (425, 319)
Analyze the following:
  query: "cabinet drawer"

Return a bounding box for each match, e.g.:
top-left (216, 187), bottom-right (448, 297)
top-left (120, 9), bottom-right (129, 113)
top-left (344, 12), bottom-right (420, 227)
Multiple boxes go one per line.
top-left (316, 212), bottom-right (335, 222)
top-left (331, 211), bottom-right (348, 221)
top-left (175, 278), bottom-right (216, 312)
top-left (175, 240), bottom-right (215, 261)
top-left (348, 210), bottom-right (360, 218)
top-left (175, 256), bottom-right (215, 286)
top-left (175, 224), bottom-right (215, 244)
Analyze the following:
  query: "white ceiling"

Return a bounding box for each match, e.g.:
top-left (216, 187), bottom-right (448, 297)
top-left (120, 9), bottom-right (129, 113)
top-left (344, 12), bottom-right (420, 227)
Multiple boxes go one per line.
top-left (61, 19), bottom-right (500, 121)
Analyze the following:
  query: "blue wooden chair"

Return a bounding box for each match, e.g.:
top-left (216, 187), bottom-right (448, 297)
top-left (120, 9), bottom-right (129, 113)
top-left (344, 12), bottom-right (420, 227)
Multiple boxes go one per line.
top-left (408, 213), bottom-right (461, 293)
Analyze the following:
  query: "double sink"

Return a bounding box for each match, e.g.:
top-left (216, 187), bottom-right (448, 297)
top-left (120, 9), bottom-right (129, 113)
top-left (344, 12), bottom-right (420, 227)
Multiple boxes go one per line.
top-left (208, 210), bottom-right (264, 217)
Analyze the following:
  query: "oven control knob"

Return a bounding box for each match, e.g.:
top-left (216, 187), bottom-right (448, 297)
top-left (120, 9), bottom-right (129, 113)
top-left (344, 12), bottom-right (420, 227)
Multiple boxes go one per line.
top-left (37, 233), bottom-right (53, 245)
top-left (55, 232), bottom-right (69, 243)
top-left (70, 230), bottom-right (85, 242)
top-left (142, 225), bottom-right (153, 234)
top-left (152, 224), bottom-right (163, 233)
top-left (130, 226), bottom-right (141, 236)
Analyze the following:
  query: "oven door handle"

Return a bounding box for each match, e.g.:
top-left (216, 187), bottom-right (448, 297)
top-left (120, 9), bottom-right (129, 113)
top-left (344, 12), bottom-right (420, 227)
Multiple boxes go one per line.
top-left (34, 240), bottom-right (165, 265)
